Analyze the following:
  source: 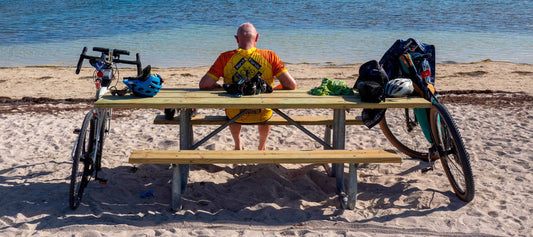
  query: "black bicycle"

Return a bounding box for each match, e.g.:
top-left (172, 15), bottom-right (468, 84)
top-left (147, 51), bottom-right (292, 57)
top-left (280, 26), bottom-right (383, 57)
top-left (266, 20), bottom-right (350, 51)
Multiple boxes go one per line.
top-left (69, 47), bottom-right (142, 209)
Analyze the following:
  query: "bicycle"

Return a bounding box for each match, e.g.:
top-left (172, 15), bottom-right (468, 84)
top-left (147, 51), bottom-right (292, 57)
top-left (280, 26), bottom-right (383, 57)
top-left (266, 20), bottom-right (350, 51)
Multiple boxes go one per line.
top-left (69, 47), bottom-right (142, 209)
top-left (378, 39), bottom-right (475, 202)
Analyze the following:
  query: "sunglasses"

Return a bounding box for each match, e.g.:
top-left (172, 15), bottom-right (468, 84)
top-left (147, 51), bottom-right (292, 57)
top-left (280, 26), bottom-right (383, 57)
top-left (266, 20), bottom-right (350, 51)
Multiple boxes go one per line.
top-left (110, 86), bottom-right (129, 96)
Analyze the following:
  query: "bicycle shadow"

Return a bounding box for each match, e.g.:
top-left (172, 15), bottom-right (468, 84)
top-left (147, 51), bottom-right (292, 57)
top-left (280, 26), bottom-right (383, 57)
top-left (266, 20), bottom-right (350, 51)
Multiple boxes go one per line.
top-left (0, 160), bottom-right (469, 232)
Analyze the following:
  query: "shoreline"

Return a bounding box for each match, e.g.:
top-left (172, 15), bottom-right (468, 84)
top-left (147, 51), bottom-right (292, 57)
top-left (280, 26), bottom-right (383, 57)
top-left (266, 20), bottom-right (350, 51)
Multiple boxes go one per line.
top-left (1, 61), bottom-right (532, 101)
top-left (2, 58), bottom-right (532, 69)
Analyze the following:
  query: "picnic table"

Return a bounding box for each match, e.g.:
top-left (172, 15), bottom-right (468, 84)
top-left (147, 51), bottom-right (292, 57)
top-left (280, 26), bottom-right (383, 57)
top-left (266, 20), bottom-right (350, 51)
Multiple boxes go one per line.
top-left (94, 88), bottom-right (431, 210)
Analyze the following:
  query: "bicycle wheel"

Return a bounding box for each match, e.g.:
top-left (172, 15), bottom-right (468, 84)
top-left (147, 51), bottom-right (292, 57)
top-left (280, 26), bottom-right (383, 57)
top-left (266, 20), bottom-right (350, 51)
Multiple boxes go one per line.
top-left (430, 103), bottom-right (475, 202)
top-left (94, 110), bottom-right (109, 171)
top-left (69, 112), bottom-right (96, 209)
top-left (380, 108), bottom-right (432, 160)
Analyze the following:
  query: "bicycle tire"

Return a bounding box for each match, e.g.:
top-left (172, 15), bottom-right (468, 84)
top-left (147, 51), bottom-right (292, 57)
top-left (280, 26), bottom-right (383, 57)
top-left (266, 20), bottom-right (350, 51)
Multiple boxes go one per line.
top-left (69, 112), bottom-right (96, 209)
top-left (380, 108), bottom-right (432, 160)
top-left (430, 103), bottom-right (475, 202)
top-left (94, 110), bottom-right (108, 171)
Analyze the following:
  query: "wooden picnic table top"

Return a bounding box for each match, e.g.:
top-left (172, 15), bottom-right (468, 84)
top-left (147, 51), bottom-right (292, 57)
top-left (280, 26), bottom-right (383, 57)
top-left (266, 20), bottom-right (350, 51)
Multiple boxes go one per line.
top-left (94, 88), bottom-right (432, 110)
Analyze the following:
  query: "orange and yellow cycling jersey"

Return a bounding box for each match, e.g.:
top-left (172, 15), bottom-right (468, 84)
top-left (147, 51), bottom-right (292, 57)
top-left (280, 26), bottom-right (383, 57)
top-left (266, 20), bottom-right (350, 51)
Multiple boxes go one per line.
top-left (206, 47), bottom-right (288, 123)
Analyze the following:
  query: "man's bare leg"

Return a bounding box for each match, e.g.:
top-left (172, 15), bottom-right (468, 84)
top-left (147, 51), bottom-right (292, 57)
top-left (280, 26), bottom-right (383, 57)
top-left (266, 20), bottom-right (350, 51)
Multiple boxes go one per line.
top-left (258, 124), bottom-right (271, 150)
top-left (229, 124), bottom-right (242, 150)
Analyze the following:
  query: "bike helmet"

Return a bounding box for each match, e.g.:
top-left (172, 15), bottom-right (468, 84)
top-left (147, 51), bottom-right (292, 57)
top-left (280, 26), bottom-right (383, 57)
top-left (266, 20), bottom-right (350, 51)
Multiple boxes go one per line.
top-left (123, 74), bottom-right (163, 97)
top-left (384, 78), bottom-right (414, 97)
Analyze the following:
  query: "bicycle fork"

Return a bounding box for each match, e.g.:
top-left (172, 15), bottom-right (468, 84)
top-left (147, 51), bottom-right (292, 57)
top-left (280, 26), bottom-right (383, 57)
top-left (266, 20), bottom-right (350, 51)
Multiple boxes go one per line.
top-left (92, 108), bottom-right (110, 184)
top-left (71, 109), bottom-right (110, 184)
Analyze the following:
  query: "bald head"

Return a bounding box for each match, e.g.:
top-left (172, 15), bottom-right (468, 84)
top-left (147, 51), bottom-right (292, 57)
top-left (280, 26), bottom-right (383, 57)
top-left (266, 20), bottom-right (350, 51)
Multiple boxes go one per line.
top-left (235, 23), bottom-right (259, 50)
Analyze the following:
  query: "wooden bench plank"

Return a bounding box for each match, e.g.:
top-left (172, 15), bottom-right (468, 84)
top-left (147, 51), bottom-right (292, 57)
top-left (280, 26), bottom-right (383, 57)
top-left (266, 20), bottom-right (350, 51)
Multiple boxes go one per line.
top-left (153, 114), bottom-right (364, 126)
top-left (129, 149), bottom-right (401, 164)
top-left (94, 89), bottom-right (432, 110)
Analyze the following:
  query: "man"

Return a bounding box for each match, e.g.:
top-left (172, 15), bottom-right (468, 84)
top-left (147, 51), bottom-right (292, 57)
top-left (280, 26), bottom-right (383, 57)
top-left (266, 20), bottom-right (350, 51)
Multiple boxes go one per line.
top-left (199, 23), bottom-right (297, 150)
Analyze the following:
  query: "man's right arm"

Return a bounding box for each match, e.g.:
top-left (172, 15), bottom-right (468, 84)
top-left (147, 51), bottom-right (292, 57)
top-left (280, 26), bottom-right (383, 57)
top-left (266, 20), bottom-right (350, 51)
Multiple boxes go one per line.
top-left (199, 75), bottom-right (222, 90)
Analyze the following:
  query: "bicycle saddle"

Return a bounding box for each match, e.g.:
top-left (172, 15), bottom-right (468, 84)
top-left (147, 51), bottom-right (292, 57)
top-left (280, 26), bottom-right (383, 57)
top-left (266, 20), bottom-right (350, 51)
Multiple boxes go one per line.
top-left (124, 65), bottom-right (151, 81)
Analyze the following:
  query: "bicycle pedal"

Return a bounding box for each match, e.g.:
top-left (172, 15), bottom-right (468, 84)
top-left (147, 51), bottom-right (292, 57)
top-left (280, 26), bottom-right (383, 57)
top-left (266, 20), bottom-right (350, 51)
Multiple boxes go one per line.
top-left (73, 128), bottom-right (81, 134)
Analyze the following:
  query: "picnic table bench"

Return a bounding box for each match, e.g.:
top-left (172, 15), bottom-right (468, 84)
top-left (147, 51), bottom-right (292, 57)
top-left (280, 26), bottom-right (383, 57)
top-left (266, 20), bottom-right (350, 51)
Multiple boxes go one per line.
top-left (94, 88), bottom-right (431, 210)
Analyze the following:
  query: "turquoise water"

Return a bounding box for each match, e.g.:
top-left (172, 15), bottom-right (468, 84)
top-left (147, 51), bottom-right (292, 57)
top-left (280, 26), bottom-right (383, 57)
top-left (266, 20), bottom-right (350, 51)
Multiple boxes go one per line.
top-left (1, 0), bottom-right (532, 67)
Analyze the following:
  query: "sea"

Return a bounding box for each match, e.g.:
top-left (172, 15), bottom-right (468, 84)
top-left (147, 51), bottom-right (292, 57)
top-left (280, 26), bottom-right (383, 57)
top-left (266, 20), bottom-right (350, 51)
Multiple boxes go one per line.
top-left (1, 0), bottom-right (532, 68)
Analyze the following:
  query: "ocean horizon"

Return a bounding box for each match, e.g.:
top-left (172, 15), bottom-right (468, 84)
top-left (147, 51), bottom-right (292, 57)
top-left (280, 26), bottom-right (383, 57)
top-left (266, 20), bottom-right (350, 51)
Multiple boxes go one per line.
top-left (1, 0), bottom-right (532, 67)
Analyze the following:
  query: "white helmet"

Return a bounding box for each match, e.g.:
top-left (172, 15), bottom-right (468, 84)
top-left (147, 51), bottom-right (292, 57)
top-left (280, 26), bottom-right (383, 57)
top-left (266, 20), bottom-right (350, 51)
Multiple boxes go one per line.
top-left (384, 78), bottom-right (414, 97)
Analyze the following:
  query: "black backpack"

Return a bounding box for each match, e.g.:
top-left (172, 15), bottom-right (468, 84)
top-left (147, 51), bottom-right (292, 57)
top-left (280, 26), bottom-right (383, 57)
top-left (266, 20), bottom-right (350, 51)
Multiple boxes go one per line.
top-left (353, 60), bottom-right (389, 129)
top-left (354, 60), bottom-right (389, 103)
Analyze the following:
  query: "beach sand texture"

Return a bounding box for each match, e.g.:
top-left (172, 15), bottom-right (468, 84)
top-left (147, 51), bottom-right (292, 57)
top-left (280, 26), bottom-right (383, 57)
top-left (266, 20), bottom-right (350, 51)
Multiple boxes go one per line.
top-left (0, 61), bottom-right (532, 236)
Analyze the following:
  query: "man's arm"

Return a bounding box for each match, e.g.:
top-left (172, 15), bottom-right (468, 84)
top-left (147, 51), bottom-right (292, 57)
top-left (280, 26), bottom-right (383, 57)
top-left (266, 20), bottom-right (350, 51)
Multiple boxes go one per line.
top-left (199, 75), bottom-right (222, 90)
top-left (277, 71), bottom-right (297, 90)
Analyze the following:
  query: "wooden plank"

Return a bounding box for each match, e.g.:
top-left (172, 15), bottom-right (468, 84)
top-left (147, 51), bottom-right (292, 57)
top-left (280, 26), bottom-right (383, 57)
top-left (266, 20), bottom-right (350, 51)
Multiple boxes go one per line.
top-left (94, 89), bottom-right (432, 110)
top-left (153, 115), bottom-right (364, 126)
top-left (129, 149), bottom-right (401, 164)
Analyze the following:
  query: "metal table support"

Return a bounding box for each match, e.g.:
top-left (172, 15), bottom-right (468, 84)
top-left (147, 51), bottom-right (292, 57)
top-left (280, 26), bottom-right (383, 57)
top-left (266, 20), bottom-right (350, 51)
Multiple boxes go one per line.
top-left (172, 108), bottom-right (193, 210)
top-left (333, 109), bottom-right (357, 209)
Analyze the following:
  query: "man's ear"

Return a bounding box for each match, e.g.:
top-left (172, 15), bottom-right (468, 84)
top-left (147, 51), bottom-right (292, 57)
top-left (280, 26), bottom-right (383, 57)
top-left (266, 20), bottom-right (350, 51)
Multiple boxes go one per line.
top-left (255, 33), bottom-right (259, 42)
top-left (235, 35), bottom-right (239, 44)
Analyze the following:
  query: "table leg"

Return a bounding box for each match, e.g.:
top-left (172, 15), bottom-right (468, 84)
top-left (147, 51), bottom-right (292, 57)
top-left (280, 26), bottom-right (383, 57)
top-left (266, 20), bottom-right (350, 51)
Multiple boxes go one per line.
top-left (333, 109), bottom-right (350, 209)
top-left (347, 163), bottom-right (358, 210)
top-left (171, 108), bottom-right (193, 210)
top-left (171, 164), bottom-right (182, 210)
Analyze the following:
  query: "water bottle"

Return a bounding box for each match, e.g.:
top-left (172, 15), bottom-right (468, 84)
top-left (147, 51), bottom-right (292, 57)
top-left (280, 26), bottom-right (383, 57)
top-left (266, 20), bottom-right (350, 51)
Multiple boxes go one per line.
top-left (421, 59), bottom-right (434, 85)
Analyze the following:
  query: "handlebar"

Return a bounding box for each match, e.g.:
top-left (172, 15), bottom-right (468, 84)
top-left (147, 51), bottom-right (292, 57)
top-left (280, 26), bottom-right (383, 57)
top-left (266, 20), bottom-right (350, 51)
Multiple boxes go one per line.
top-left (75, 47), bottom-right (142, 75)
top-left (75, 47), bottom-right (88, 74)
top-left (93, 47), bottom-right (130, 57)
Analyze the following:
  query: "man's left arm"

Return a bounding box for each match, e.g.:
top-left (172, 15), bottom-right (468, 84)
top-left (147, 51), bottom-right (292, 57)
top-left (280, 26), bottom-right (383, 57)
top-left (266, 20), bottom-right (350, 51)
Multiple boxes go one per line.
top-left (199, 75), bottom-right (222, 90)
top-left (276, 71), bottom-right (297, 90)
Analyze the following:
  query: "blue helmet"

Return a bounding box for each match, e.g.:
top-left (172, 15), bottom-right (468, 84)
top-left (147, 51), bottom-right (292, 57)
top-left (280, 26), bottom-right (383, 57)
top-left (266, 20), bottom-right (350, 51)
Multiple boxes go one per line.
top-left (123, 74), bottom-right (163, 97)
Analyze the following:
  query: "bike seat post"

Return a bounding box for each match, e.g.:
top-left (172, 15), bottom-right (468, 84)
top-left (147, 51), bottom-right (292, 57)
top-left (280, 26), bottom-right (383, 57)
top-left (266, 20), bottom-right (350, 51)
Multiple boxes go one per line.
top-left (108, 49), bottom-right (113, 64)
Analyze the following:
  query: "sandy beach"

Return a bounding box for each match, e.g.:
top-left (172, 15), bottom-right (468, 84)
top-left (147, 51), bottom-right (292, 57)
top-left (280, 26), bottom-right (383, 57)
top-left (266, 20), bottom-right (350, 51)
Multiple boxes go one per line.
top-left (0, 61), bottom-right (532, 236)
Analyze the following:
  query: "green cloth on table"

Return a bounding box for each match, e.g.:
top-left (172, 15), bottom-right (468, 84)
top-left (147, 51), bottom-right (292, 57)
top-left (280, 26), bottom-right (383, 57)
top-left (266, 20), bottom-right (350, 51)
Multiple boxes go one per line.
top-left (309, 78), bottom-right (354, 96)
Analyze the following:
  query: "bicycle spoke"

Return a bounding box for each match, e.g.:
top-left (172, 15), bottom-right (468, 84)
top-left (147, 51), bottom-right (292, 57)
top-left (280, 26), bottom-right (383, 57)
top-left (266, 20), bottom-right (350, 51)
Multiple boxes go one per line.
top-left (380, 108), bottom-right (432, 160)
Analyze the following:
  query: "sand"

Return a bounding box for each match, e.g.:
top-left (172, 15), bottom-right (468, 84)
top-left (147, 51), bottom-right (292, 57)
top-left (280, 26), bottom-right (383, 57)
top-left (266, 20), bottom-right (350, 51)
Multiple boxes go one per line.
top-left (0, 61), bottom-right (532, 236)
